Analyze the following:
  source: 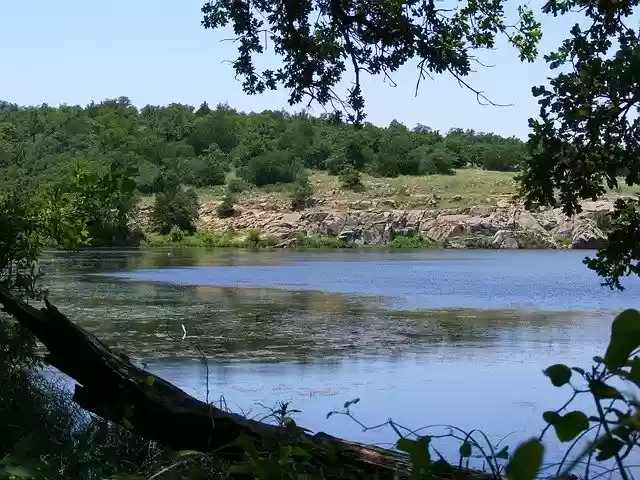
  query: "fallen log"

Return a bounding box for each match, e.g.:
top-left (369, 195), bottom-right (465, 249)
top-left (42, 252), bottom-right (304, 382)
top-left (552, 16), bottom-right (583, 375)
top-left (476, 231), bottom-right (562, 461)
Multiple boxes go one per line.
top-left (0, 288), bottom-right (411, 479)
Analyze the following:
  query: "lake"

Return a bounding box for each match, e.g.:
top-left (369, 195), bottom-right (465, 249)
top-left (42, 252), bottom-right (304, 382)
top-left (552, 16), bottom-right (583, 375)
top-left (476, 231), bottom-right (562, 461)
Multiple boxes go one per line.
top-left (40, 248), bottom-right (640, 471)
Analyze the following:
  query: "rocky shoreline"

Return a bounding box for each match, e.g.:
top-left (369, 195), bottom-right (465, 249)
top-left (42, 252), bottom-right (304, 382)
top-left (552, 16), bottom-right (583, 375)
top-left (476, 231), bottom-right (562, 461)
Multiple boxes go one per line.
top-left (140, 198), bottom-right (614, 249)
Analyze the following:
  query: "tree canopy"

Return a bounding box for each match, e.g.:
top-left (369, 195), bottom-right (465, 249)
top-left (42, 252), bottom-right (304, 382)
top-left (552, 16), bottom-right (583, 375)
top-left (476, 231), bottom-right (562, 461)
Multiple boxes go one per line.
top-left (201, 0), bottom-right (640, 289)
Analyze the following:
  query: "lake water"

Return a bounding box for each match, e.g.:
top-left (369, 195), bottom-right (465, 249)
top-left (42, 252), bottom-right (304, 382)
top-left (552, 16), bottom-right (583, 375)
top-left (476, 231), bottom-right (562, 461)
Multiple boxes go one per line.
top-left (40, 248), bottom-right (640, 472)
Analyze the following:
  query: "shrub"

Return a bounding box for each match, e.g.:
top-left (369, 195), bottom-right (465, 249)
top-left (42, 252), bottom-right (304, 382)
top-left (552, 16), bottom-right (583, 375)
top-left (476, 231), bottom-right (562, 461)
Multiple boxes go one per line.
top-left (372, 133), bottom-right (419, 177)
top-left (481, 143), bottom-right (527, 172)
top-left (388, 234), bottom-right (436, 249)
top-left (136, 161), bottom-right (162, 194)
top-left (244, 229), bottom-right (262, 247)
top-left (216, 193), bottom-right (236, 218)
top-left (169, 225), bottom-right (185, 242)
top-left (226, 177), bottom-right (246, 194)
top-left (302, 141), bottom-right (332, 169)
top-left (289, 172), bottom-right (313, 211)
top-left (237, 150), bottom-right (303, 186)
top-left (295, 232), bottom-right (340, 248)
top-left (338, 165), bottom-right (364, 191)
top-left (326, 151), bottom-right (350, 175)
top-left (151, 187), bottom-right (200, 234)
top-left (177, 148), bottom-right (229, 187)
top-left (417, 147), bottom-right (456, 175)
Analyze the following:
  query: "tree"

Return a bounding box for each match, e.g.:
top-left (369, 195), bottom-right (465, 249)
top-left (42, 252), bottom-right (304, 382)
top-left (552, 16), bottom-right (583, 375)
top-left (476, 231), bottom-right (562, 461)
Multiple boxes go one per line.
top-left (519, 0), bottom-right (640, 289)
top-left (201, 0), bottom-right (541, 123)
top-left (67, 158), bottom-right (140, 246)
top-left (195, 101), bottom-right (212, 117)
top-left (202, 0), bottom-right (640, 289)
top-left (289, 170), bottom-right (314, 210)
top-left (150, 174), bottom-right (201, 234)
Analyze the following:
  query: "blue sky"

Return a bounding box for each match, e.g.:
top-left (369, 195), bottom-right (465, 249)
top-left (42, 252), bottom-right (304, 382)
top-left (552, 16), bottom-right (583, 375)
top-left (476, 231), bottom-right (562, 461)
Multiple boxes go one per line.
top-left (0, 1), bottom-right (577, 139)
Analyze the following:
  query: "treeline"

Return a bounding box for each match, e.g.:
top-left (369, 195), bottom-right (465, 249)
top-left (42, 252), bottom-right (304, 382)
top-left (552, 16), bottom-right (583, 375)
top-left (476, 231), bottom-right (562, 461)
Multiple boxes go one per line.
top-left (0, 97), bottom-right (528, 193)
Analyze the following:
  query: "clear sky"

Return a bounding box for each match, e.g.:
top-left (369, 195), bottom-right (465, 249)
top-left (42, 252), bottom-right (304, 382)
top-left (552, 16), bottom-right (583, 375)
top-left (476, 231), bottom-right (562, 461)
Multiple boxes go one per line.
top-left (0, 1), bottom-right (577, 139)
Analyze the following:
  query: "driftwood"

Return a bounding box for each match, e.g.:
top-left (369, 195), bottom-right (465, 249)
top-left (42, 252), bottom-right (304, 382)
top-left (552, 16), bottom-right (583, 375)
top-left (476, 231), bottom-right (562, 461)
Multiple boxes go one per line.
top-left (0, 288), bottom-right (411, 479)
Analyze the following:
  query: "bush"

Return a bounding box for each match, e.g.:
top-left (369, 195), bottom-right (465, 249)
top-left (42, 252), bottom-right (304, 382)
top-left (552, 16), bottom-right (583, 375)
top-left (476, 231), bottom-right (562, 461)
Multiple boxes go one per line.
top-left (295, 232), bottom-right (341, 248)
top-left (244, 229), bottom-right (262, 247)
top-left (289, 172), bottom-right (313, 211)
top-left (216, 193), bottom-right (236, 218)
top-left (237, 150), bottom-right (303, 186)
top-left (169, 225), bottom-right (185, 242)
top-left (481, 143), bottom-right (527, 172)
top-left (325, 151), bottom-right (350, 175)
top-left (226, 177), bottom-right (246, 194)
top-left (388, 234), bottom-right (436, 249)
top-left (338, 165), bottom-right (364, 191)
top-left (151, 187), bottom-right (200, 234)
top-left (136, 161), bottom-right (162, 194)
top-left (416, 147), bottom-right (456, 175)
top-left (302, 141), bottom-right (332, 169)
top-left (177, 148), bottom-right (229, 187)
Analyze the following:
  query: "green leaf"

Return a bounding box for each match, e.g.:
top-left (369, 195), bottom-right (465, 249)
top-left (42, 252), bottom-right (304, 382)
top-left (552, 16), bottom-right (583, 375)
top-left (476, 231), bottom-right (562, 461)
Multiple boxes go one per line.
top-left (589, 379), bottom-right (623, 400)
top-left (494, 446), bottom-right (509, 460)
top-left (3, 465), bottom-right (34, 478)
top-left (506, 439), bottom-right (544, 480)
top-left (143, 375), bottom-right (155, 387)
top-left (290, 446), bottom-right (311, 458)
top-left (595, 437), bottom-right (624, 461)
top-left (396, 436), bottom-right (431, 474)
top-left (233, 435), bottom-right (257, 456)
top-left (542, 411), bottom-right (560, 424)
top-left (543, 364), bottom-right (572, 387)
top-left (552, 411), bottom-right (590, 442)
top-left (604, 309), bottom-right (640, 370)
top-left (459, 441), bottom-right (472, 458)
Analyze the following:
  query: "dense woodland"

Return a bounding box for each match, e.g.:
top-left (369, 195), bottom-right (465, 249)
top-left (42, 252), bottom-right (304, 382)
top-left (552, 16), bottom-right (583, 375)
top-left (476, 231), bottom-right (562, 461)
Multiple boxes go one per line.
top-left (0, 97), bottom-right (529, 245)
top-left (0, 97), bottom-right (528, 191)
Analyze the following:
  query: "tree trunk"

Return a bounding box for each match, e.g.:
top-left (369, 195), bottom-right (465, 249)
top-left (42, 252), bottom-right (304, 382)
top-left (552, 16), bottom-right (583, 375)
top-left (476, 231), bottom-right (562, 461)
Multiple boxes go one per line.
top-left (0, 288), bottom-right (411, 479)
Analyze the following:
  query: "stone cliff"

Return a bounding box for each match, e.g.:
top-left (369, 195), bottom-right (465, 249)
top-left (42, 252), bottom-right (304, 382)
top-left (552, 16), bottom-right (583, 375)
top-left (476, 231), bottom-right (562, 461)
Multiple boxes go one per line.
top-left (140, 198), bottom-right (614, 249)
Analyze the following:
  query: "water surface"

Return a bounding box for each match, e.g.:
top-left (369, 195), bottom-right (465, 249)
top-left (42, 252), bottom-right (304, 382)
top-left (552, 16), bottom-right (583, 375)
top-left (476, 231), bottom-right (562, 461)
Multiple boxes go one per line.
top-left (40, 248), bottom-right (640, 469)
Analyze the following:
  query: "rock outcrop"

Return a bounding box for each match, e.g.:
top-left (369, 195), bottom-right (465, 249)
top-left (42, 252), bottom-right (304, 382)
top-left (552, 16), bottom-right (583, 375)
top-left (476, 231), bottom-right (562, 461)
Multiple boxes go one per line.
top-left (140, 199), bottom-right (615, 250)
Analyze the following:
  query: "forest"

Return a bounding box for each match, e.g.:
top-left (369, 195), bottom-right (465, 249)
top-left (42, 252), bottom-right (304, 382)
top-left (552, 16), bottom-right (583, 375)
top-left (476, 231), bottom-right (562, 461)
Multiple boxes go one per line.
top-left (0, 97), bottom-right (530, 245)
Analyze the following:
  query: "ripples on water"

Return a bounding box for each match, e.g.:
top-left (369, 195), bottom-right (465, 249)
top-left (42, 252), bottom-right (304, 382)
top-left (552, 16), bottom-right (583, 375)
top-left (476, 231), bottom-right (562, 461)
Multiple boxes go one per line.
top-left (39, 248), bottom-right (640, 468)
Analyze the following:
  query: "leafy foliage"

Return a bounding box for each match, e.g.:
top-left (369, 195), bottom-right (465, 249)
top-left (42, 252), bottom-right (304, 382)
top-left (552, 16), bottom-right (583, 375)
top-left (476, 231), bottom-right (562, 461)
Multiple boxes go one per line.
top-left (338, 165), bottom-right (363, 191)
top-left (289, 171), bottom-right (314, 210)
top-left (201, 0), bottom-right (541, 124)
top-left (151, 180), bottom-right (201, 235)
top-left (518, 1), bottom-right (640, 288)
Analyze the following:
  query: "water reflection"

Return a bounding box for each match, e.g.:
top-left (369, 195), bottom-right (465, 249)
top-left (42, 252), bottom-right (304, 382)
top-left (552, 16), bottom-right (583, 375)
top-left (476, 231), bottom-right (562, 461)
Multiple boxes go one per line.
top-left (37, 248), bottom-right (637, 470)
top-left (39, 249), bottom-right (614, 362)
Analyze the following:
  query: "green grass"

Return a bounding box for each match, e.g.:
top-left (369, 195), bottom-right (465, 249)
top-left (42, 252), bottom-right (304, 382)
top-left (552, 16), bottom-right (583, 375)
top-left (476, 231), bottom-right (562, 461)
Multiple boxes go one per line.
top-left (142, 229), bottom-right (282, 249)
top-left (140, 168), bottom-right (640, 212)
top-left (387, 234), bottom-right (439, 249)
top-left (294, 233), bottom-right (342, 248)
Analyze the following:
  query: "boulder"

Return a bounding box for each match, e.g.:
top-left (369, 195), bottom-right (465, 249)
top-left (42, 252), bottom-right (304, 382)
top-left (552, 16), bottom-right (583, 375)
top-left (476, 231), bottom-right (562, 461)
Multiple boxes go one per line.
top-left (278, 212), bottom-right (302, 228)
top-left (468, 205), bottom-right (496, 217)
top-left (362, 222), bottom-right (389, 245)
top-left (492, 230), bottom-right (519, 249)
top-left (571, 219), bottom-right (607, 249)
top-left (514, 210), bottom-right (548, 236)
top-left (425, 216), bottom-right (468, 242)
top-left (318, 213), bottom-right (346, 236)
top-left (337, 229), bottom-right (362, 247)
